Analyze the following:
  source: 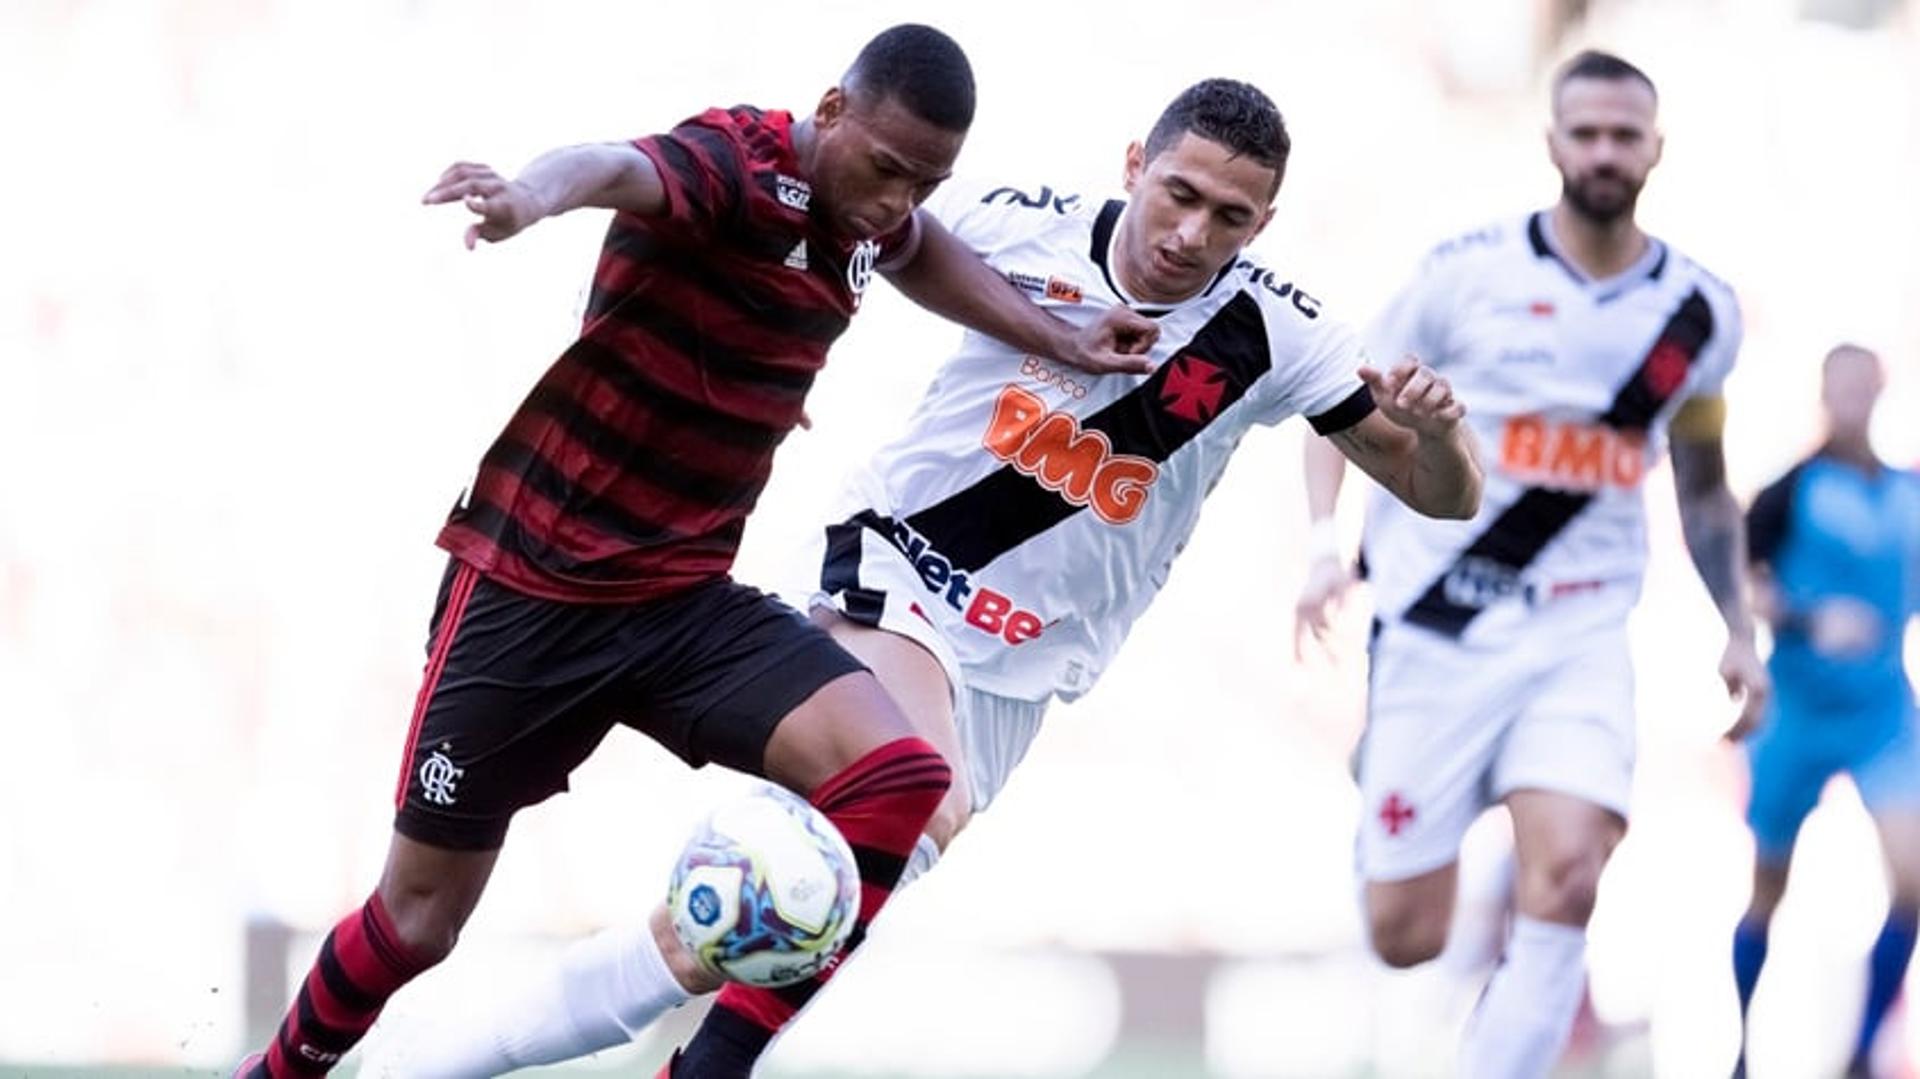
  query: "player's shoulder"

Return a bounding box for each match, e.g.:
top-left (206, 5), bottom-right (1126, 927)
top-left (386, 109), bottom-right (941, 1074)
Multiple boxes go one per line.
top-left (1659, 241), bottom-right (1741, 312)
top-left (927, 176), bottom-right (1094, 248)
top-left (1221, 253), bottom-right (1333, 328)
top-left (1396, 215), bottom-right (1534, 296)
top-left (1419, 215), bottom-right (1532, 269)
top-left (932, 177), bottom-right (1091, 224)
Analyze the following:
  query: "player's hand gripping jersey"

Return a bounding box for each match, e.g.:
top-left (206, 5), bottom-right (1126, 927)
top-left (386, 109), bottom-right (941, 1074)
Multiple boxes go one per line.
top-left (1361, 213), bottom-right (1742, 647)
top-left (819, 180), bottom-right (1374, 702)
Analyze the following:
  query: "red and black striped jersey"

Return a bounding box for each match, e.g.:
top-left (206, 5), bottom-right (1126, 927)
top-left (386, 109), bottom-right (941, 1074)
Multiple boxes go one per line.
top-left (438, 106), bottom-right (916, 603)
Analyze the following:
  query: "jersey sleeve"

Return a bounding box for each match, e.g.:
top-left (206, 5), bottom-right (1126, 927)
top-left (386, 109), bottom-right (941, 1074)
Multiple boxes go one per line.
top-left (1688, 281), bottom-right (1744, 399)
top-left (631, 108), bottom-right (748, 237)
top-left (1247, 302), bottom-right (1372, 432)
top-left (1746, 464), bottom-right (1801, 567)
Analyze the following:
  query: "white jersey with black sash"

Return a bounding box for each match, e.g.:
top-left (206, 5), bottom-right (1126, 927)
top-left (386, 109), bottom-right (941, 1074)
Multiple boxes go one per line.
top-left (821, 179), bottom-right (1374, 703)
top-left (1360, 211), bottom-right (1743, 648)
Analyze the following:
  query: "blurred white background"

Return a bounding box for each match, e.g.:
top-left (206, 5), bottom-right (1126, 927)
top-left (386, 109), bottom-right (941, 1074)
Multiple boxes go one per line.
top-left (3, 0), bottom-right (1918, 1075)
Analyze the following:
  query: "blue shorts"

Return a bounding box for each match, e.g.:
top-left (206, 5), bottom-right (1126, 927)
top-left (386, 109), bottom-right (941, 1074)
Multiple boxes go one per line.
top-left (1746, 699), bottom-right (1920, 862)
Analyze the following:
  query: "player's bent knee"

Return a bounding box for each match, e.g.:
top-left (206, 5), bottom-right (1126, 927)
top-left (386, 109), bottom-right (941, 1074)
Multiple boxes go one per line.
top-left (1518, 853), bottom-right (1605, 925)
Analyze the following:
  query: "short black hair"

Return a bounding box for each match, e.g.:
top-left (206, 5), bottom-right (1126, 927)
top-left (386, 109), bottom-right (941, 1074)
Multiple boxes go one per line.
top-left (845, 24), bottom-right (975, 132)
top-left (1143, 79), bottom-right (1290, 192)
top-left (1553, 49), bottom-right (1658, 104)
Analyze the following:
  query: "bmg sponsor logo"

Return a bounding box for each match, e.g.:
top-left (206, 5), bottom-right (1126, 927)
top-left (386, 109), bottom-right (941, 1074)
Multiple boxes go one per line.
top-left (981, 386), bottom-right (1159, 524)
top-left (883, 519), bottom-right (1045, 646)
top-left (1499, 415), bottom-right (1647, 491)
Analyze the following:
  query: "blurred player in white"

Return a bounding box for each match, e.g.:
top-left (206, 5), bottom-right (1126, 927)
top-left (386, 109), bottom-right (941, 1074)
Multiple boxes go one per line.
top-left (373, 78), bottom-right (1483, 1078)
top-left (1295, 50), bottom-right (1767, 1078)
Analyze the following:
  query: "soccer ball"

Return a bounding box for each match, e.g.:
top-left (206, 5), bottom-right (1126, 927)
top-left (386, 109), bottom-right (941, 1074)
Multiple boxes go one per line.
top-left (667, 785), bottom-right (861, 988)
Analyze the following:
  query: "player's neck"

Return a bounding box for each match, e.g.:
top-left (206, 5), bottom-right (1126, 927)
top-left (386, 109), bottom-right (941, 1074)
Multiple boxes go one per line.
top-left (791, 117), bottom-right (818, 174)
top-left (1549, 202), bottom-right (1648, 280)
top-left (1822, 431), bottom-right (1880, 471)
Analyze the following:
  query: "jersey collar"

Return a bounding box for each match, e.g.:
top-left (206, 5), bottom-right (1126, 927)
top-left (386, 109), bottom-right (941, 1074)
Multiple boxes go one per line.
top-left (1527, 210), bottom-right (1668, 302)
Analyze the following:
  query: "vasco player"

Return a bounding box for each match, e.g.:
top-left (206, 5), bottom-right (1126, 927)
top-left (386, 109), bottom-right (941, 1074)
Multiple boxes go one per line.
top-left (1732, 345), bottom-right (1920, 1079)
top-left (383, 78), bottom-right (1483, 1079)
top-left (1294, 51), bottom-right (1767, 1077)
top-left (232, 24), bottom-right (1161, 1079)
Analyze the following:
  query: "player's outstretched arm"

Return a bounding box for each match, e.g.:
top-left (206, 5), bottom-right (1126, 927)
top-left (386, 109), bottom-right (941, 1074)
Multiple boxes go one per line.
top-left (422, 143), bottom-right (667, 249)
top-left (1670, 395), bottom-right (1769, 738)
top-left (1327, 358), bottom-right (1483, 521)
top-left (883, 213), bottom-right (1158, 375)
top-left (1294, 434), bottom-right (1357, 659)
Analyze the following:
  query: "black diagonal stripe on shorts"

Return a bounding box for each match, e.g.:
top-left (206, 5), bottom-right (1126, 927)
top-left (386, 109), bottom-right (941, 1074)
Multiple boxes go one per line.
top-left (1402, 288), bottom-right (1715, 637)
top-left (820, 512), bottom-right (895, 625)
top-left (904, 291), bottom-right (1273, 571)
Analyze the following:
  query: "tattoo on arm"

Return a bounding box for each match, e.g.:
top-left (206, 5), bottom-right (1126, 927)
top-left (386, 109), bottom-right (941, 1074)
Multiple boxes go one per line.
top-left (1671, 435), bottom-right (1750, 632)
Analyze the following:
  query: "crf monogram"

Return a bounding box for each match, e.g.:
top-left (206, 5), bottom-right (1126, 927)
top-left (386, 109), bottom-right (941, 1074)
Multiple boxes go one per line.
top-left (845, 240), bottom-right (880, 309)
top-left (982, 386), bottom-right (1159, 524)
top-left (1499, 415), bottom-right (1648, 491)
top-left (418, 749), bottom-right (464, 806)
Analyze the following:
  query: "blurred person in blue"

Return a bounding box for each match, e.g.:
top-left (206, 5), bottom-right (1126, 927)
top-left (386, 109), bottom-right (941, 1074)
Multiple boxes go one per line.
top-left (1731, 343), bottom-right (1920, 1079)
top-left (1295, 49), bottom-right (1768, 1078)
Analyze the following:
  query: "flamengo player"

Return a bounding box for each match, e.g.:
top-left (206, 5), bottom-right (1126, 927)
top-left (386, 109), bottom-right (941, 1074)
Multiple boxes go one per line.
top-left (1295, 50), bottom-right (1767, 1077)
top-left (231, 24), bottom-right (1161, 1079)
top-left (377, 78), bottom-right (1483, 1078)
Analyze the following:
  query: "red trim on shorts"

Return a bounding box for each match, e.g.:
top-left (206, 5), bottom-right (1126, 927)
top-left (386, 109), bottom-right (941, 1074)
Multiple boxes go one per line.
top-left (394, 562), bottom-right (481, 808)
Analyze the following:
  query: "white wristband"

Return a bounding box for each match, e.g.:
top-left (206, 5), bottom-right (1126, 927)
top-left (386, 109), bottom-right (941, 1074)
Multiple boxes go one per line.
top-left (1306, 518), bottom-right (1340, 564)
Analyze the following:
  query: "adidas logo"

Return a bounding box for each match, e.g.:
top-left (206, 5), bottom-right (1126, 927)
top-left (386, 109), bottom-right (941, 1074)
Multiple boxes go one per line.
top-left (784, 239), bottom-right (808, 270)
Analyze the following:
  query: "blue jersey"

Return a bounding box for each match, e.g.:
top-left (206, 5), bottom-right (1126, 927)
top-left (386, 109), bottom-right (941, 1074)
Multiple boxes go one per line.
top-left (1747, 453), bottom-right (1920, 730)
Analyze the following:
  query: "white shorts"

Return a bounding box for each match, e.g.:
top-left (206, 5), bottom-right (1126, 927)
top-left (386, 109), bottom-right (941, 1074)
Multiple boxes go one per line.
top-left (1355, 595), bottom-right (1637, 882)
top-left (812, 526), bottom-right (1048, 815)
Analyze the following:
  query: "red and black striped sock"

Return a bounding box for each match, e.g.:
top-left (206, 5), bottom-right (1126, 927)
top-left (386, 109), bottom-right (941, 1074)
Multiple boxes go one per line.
top-left (248, 893), bottom-right (432, 1077)
top-left (674, 737), bottom-right (952, 1077)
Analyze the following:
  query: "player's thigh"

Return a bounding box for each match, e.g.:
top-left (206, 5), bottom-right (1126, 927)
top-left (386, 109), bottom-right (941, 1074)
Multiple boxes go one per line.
top-left (624, 580), bottom-right (900, 794)
top-left (1355, 625), bottom-right (1517, 886)
top-left (1744, 717), bottom-right (1832, 867)
top-left (394, 561), bottom-right (631, 853)
top-left (1492, 624), bottom-right (1635, 828)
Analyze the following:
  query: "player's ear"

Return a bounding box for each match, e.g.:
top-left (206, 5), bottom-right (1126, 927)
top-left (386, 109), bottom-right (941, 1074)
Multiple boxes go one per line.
top-left (815, 86), bottom-right (848, 131)
top-left (1650, 128), bottom-right (1665, 168)
top-left (1250, 205), bottom-right (1277, 241)
top-left (1122, 141), bottom-right (1146, 194)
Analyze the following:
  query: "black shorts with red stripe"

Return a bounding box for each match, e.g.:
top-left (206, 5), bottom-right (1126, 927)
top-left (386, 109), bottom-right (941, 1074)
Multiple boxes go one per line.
top-left (393, 558), bottom-right (866, 850)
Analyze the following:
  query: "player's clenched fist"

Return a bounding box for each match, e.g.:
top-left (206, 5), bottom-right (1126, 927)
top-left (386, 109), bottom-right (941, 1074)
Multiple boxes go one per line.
top-left (422, 161), bottom-right (548, 250)
top-left (1359, 356), bottom-right (1464, 436)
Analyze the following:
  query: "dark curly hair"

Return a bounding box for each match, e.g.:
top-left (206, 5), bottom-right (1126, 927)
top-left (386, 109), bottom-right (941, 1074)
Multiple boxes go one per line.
top-left (1144, 78), bottom-right (1290, 193)
top-left (846, 24), bottom-right (976, 132)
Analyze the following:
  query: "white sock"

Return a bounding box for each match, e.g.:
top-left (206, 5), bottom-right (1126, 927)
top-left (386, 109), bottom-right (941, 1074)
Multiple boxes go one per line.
top-left (898, 833), bottom-right (943, 888)
top-left (405, 922), bottom-right (693, 1077)
top-left (1457, 914), bottom-right (1587, 1079)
